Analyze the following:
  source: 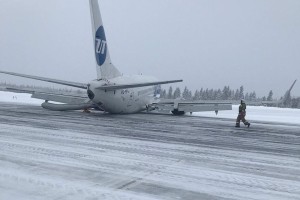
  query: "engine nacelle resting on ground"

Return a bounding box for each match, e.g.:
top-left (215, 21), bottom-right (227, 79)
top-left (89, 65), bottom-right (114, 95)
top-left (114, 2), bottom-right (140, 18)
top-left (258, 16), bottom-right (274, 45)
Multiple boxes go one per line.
top-left (41, 102), bottom-right (93, 111)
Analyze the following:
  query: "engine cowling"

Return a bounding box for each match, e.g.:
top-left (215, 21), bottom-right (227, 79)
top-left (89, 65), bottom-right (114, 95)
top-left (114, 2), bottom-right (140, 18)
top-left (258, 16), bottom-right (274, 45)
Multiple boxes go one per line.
top-left (41, 102), bottom-right (93, 111)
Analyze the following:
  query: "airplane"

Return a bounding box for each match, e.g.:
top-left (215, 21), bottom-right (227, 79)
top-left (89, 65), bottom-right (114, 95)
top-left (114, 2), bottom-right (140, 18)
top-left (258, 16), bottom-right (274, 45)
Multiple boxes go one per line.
top-left (0, 0), bottom-right (232, 115)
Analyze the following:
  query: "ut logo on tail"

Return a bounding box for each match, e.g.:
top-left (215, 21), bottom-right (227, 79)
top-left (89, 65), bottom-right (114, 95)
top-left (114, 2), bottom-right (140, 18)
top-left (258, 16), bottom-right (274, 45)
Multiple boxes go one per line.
top-left (95, 39), bottom-right (106, 54)
top-left (95, 26), bottom-right (107, 66)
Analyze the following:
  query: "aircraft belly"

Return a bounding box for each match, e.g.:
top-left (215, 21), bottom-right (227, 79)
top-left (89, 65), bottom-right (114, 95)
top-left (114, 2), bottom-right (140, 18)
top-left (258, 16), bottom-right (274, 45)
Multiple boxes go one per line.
top-left (91, 86), bottom-right (155, 114)
top-left (93, 93), bottom-right (147, 114)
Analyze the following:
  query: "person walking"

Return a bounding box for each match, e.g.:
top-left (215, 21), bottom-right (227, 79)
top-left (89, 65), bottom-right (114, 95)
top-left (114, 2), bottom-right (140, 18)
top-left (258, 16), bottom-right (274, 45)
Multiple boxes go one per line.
top-left (235, 99), bottom-right (250, 127)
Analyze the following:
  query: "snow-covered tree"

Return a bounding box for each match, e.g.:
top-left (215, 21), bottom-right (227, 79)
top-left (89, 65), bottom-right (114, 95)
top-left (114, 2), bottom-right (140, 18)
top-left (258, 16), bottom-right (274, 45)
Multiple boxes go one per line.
top-left (193, 90), bottom-right (200, 100)
top-left (182, 86), bottom-right (189, 100)
top-left (216, 89), bottom-right (222, 100)
top-left (267, 90), bottom-right (273, 101)
top-left (167, 86), bottom-right (173, 99)
top-left (222, 86), bottom-right (230, 100)
top-left (239, 86), bottom-right (244, 100)
top-left (245, 93), bottom-right (249, 101)
top-left (160, 89), bottom-right (167, 99)
top-left (173, 87), bottom-right (181, 99)
top-left (199, 88), bottom-right (204, 100)
top-left (187, 91), bottom-right (192, 100)
top-left (249, 91), bottom-right (256, 101)
top-left (234, 89), bottom-right (240, 100)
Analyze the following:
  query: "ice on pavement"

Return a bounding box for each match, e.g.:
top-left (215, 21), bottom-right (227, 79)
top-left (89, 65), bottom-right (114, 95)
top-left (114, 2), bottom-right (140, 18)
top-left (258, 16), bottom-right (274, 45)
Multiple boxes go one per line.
top-left (0, 92), bottom-right (300, 200)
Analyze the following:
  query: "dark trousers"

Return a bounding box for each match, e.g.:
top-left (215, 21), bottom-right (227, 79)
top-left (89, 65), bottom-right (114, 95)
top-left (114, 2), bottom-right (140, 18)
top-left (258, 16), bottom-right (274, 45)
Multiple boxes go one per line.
top-left (236, 112), bottom-right (249, 126)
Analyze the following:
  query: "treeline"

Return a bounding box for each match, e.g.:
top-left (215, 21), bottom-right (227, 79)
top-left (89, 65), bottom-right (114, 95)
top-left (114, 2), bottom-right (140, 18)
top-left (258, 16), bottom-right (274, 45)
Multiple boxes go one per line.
top-left (160, 86), bottom-right (300, 108)
top-left (290, 97), bottom-right (300, 108)
top-left (160, 85), bottom-right (262, 101)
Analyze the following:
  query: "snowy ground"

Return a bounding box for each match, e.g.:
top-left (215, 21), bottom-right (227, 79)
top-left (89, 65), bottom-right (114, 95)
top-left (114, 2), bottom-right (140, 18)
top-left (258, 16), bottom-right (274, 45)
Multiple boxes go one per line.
top-left (194, 105), bottom-right (300, 125)
top-left (0, 92), bottom-right (300, 200)
top-left (0, 91), bottom-right (43, 105)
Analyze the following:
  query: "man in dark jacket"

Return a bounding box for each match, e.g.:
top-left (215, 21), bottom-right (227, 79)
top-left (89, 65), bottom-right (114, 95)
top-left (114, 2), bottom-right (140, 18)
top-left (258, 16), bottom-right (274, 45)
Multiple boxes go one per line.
top-left (235, 100), bottom-right (250, 127)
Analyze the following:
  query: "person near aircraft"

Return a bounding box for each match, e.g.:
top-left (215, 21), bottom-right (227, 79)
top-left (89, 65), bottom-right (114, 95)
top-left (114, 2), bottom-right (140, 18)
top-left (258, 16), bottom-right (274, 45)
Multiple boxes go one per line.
top-left (235, 99), bottom-right (250, 127)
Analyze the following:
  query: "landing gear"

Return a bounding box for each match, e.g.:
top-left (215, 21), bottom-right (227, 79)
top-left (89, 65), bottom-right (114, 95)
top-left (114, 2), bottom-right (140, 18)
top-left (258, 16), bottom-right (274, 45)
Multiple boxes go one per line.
top-left (172, 109), bottom-right (185, 116)
top-left (146, 104), bottom-right (156, 112)
top-left (83, 108), bottom-right (91, 113)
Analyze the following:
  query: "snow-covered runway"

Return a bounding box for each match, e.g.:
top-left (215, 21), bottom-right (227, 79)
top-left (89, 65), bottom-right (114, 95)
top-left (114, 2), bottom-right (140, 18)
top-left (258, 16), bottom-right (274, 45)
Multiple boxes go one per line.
top-left (0, 102), bottom-right (299, 200)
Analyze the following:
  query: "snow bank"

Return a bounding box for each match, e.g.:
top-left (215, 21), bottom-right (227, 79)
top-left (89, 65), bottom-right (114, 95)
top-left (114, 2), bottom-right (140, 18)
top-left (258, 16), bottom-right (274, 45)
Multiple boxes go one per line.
top-left (193, 105), bottom-right (300, 125)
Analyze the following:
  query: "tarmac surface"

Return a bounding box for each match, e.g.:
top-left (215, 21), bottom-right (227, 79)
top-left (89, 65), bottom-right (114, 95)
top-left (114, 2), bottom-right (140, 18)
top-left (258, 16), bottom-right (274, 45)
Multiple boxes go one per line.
top-left (0, 102), bottom-right (299, 200)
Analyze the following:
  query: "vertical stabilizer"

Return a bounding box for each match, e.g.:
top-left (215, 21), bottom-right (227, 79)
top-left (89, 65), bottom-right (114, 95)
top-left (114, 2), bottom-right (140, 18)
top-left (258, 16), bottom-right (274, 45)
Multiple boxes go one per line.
top-left (89, 0), bottom-right (121, 79)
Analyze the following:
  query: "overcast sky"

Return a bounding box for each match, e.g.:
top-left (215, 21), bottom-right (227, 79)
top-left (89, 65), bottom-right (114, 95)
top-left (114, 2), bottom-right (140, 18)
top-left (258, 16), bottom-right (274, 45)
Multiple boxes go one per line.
top-left (0, 0), bottom-right (299, 98)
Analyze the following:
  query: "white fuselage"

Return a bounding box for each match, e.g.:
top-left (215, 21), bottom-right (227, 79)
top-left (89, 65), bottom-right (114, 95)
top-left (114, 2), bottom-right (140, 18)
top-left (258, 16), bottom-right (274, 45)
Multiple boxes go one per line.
top-left (88, 75), bottom-right (160, 114)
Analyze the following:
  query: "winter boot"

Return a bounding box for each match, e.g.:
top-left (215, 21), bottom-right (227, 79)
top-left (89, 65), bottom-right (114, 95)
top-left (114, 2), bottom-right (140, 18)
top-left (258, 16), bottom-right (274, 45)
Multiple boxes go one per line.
top-left (245, 122), bottom-right (250, 128)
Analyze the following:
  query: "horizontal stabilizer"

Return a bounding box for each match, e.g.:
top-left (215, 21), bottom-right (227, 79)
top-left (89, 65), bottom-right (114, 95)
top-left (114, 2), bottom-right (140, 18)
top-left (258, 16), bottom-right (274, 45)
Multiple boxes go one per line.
top-left (0, 70), bottom-right (87, 89)
top-left (96, 79), bottom-right (183, 90)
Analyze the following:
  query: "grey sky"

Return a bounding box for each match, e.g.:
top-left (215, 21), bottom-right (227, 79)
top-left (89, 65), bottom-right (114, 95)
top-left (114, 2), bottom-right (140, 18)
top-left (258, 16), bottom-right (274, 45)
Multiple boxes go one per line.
top-left (0, 0), bottom-right (299, 98)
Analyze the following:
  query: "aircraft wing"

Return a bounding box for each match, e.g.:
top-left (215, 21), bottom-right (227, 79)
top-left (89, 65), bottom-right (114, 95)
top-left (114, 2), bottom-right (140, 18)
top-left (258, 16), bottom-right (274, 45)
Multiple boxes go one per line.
top-left (2, 86), bottom-right (97, 111)
top-left (151, 99), bottom-right (232, 114)
top-left (242, 100), bottom-right (282, 106)
top-left (96, 80), bottom-right (183, 90)
top-left (0, 70), bottom-right (87, 89)
top-left (3, 87), bottom-right (88, 104)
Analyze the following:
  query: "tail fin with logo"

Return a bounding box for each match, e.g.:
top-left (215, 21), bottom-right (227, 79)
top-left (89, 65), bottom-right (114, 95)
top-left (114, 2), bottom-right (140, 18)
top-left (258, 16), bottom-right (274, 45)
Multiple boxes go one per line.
top-left (89, 0), bottom-right (121, 79)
